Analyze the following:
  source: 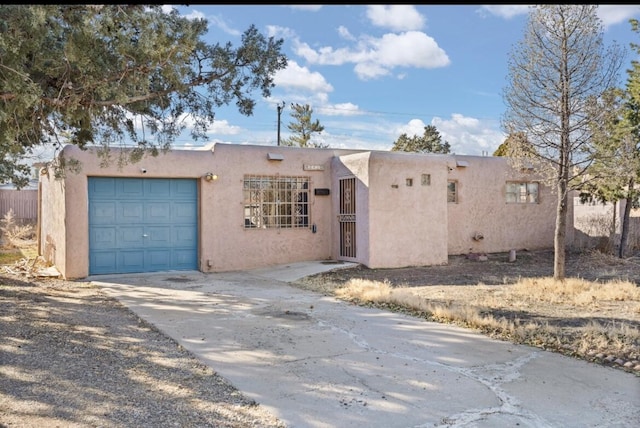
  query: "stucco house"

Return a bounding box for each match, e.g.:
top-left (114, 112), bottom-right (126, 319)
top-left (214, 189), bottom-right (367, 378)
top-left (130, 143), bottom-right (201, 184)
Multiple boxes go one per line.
top-left (38, 143), bottom-right (571, 279)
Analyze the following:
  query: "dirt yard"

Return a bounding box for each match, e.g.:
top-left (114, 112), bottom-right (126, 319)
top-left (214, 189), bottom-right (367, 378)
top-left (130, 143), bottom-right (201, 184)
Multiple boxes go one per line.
top-left (295, 249), bottom-right (640, 374)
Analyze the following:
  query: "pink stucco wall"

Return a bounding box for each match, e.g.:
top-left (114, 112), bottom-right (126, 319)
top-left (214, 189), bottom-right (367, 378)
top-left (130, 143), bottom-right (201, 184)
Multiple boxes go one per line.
top-left (41, 144), bottom-right (360, 278)
top-left (38, 168), bottom-right (67, 276)
top-left (446, 156), bottom-right (566, 255)
top-left (362, 151), bottom-right (449, 268)
top-left (39, 143), bottom-right (564, 279)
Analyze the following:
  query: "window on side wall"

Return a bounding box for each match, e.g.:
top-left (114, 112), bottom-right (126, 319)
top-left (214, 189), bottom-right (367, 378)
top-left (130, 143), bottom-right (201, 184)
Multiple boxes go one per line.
top-left (506, 181), bottom-right (539, 204)
top-left (447, 180), bottom-right (458, 203)
top-left (243, 175), bottom-right (310, 228)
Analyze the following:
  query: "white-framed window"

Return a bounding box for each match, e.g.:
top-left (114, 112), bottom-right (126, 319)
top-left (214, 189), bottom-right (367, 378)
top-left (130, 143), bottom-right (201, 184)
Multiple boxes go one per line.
top-left (506, 181), bottom-right (539, 204)
top-left (447, 180), bottom-right (458, 203)
top-left (243, 175), bottom-right (310, 228)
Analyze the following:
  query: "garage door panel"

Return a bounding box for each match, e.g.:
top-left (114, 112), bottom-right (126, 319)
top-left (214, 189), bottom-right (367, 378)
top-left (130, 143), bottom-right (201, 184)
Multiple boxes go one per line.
top-left (91, 251), bottom-right (117, 273)
top-left (173, 249), bottom-right (197, 268)
top-left (118, 202), bottom-right (144, 223)
top-left (145, 226), bottom-right (171, 247)
top-left (173, 179), bottom-right (196, 196)
top-left (145, 202), bottom-right (171, 222)
top-left (90, 227), bottom-right (117, 249)
top-left (147, 179), bottom-right (171, 196)
top-left (147, 250), bottom-right (171, 269)
top-left (173, 226), bottom-right (197, 246)
top-left (90, 202), bottom-right (116, 224)
top-left (119, 226), bottom-right (145, 246)
top-left (118, 179), bottom-right (144, 198)
top-left (173, 202), bottom-right (197, 222)
top-left (89, 177), bottom-right (197, 275)
top-left (119, 250), bottom-right (145, 271)
top-left (90, 178), bottom-right (116, 198)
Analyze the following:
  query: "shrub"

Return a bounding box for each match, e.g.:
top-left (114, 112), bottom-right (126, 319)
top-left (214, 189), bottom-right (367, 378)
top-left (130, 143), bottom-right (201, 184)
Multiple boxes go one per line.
top-left (0, 209), bottom-right (36, 248)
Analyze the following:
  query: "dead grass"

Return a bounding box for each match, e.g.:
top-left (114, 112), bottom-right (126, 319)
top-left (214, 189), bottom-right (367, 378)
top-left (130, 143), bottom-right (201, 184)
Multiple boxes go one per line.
top-left (0, 245), bottom-right (38, 265)
top-left (508, 277), bottom-right (640, 307)
top-left (295, 252), bottom-right (640, 374)
top-left (0, 210), bottom-right (38, 266)
top-left (0, 249), bottom-right (24, 265)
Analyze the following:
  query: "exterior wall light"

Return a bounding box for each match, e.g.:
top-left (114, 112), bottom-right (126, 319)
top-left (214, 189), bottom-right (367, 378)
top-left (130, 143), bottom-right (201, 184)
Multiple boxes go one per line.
top-left (204, 172), bottom-right (218, 182)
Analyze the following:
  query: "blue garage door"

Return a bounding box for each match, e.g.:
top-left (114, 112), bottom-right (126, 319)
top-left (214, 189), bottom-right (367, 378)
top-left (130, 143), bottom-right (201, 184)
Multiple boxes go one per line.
top-left (89, 177), bottom-right (198, 275)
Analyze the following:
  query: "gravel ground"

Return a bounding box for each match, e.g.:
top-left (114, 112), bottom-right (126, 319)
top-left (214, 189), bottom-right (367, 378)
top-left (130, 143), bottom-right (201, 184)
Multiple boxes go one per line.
top-left (0, 273), bottom-right (286, 428)
top-left (2, 249), bottom-right (639, 426)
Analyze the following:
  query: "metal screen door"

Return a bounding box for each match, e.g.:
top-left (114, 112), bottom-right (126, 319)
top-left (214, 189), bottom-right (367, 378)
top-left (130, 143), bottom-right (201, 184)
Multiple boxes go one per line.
top-left (339, 177), bottom-right (356, 258)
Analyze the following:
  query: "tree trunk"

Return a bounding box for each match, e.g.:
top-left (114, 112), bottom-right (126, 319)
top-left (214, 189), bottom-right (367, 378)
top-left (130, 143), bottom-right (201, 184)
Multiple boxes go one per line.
top-left (608, 200), bottom-right (617, 255)
top-left (618, 177), bottom-right (635, 258)
top-left (554, 180), bottom-right (568, 280)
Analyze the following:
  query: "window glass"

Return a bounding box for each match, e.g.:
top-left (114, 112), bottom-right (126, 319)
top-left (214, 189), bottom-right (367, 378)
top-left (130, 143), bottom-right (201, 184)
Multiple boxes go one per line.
top-left (447, 180), bottom-right (457, 203)
top-left (506, 181), bottom-right (539, 204)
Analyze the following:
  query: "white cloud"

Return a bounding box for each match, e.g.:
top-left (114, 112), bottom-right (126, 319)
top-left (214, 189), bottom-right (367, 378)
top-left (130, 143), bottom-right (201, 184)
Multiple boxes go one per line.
top-left (160, 5), bottom-right (176, 15)
top-left (478, 5), bottom-right (530, 19)
top-left (598, 5), bottom-right (640, 28)
top-left (266, 25), bottom-right (296, 39)
top-left (273, 61), bottom-right (334, 93)
top-left (369, 32), bottom-right (449, 68)
top-left (207, 119), bottom-right (242, 136)
top-left (206, 14), bottom-right (242, 37)
top-left (316, 102), bottom-right (362, 117)
top-left (366, 5), bottom-right (426, 31)
top-left (338, 25), bottom-right (356, 41)
top-left (270, 62), bottom-right (352, 117)
top-left (396, 118), bottom-right (427, 137)
top-left (432, 114), bottom-right (505, 155)
top-left (295, 31), bottom-right (449, 80)
top-left (288, 5), bottom-right (323, 12)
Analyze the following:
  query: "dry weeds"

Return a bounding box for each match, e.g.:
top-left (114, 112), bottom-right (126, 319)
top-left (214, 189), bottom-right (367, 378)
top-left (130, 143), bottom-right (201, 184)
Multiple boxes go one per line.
top-left (295, 250), bottom-right (640, 375)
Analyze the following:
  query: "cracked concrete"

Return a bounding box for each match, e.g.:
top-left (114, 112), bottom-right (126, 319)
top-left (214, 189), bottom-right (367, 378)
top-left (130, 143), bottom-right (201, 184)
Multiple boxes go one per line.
top-left (91, 262), bottom-right (640, 428)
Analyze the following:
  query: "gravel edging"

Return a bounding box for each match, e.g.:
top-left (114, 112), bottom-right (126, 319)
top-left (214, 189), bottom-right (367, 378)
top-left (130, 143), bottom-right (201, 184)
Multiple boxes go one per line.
top-left (0, 275), bottom-right (286, 428)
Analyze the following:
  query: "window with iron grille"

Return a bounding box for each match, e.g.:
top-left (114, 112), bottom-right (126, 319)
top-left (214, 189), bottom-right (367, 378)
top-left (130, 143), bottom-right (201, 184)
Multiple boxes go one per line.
top-left (243, 175), bottom-right (310, 228)
top-left (506, 181), bottom-right (539, 203)
top-left (447, 180), bottom-right (458, 203)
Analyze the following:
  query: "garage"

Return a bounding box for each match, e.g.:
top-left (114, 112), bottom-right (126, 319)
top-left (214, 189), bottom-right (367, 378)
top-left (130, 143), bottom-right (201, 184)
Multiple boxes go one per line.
top-left (88, 177), bottom-right (198, 275)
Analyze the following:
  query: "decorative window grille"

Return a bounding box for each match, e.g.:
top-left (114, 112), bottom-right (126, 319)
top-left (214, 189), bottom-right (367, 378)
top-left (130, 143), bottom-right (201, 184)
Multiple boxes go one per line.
top-left (243, 175), bottom-right (310, 228)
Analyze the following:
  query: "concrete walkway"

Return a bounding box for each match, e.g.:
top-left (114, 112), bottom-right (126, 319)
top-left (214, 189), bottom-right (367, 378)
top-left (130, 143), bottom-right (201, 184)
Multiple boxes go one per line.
top-left (90, 262), bottom-right (639, 428)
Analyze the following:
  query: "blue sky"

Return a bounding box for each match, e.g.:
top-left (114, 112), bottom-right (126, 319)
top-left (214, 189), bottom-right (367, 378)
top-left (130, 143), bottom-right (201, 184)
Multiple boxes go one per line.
top-left (165, 4), bottom-right (640, 156)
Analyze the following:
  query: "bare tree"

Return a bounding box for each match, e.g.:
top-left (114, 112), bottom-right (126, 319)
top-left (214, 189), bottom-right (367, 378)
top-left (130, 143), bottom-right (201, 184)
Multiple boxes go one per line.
top-left (502, 5), bottom-right (625, 280)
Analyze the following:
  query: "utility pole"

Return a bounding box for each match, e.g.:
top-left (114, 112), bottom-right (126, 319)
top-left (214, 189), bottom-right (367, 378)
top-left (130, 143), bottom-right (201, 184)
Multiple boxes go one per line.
top-left (277, 101), bottom-right (285, 146)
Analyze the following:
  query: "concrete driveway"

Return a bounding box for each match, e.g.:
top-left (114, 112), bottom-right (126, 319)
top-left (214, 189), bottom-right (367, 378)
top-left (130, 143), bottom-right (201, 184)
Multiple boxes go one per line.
top-left (91, 262), bottom-right (639, 428)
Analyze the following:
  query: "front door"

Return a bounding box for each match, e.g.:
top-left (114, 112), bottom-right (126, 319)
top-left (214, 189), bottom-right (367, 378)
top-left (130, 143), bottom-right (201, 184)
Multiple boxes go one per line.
top-left (338, 177), bottom-right (356, 258)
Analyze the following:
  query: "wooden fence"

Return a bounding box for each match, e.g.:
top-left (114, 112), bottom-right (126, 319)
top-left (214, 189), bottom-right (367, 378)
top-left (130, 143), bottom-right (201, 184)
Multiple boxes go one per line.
top-left (0, 188), bottom-right (38, 224)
